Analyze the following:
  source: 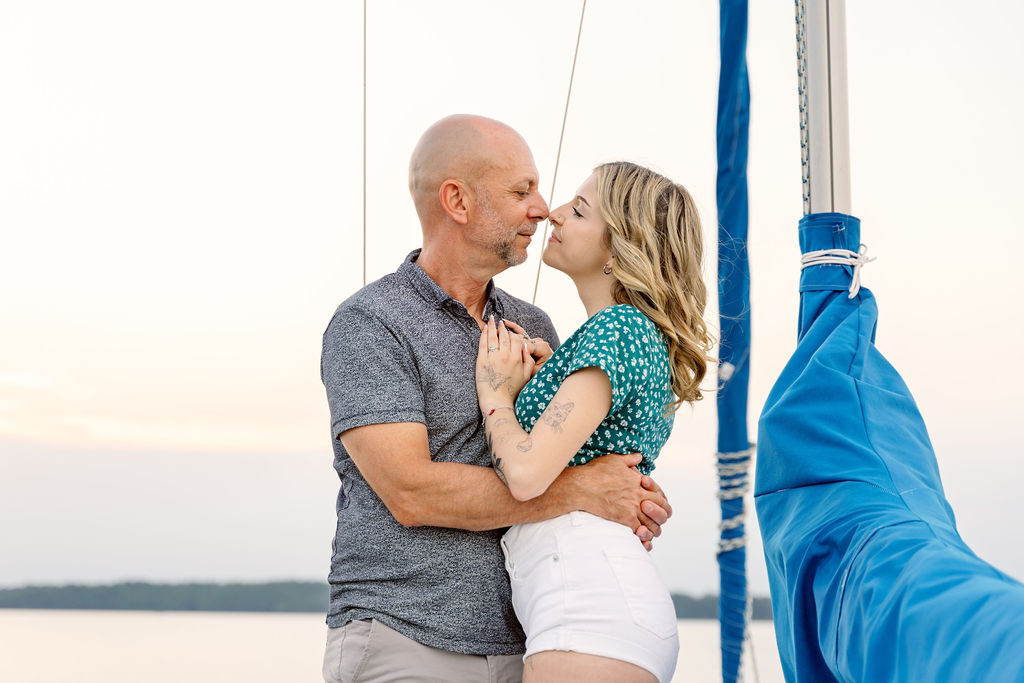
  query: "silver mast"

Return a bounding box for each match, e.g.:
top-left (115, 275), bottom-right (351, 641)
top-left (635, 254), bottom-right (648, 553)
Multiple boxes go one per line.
top-left (796, 0), bottom-right (851, 215)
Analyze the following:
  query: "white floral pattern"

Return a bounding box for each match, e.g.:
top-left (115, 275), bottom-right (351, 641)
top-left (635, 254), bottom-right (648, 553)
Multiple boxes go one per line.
top-left (515, 305), bottom-right (675, 475)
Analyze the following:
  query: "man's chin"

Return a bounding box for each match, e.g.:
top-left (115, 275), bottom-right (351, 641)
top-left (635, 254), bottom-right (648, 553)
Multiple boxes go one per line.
top-left (506, 250), bottom-right (529, 267)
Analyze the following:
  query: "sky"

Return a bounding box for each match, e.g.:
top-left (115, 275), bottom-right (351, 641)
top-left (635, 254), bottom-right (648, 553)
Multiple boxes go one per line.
top-left (1, 1), bottom-right (1022, 597)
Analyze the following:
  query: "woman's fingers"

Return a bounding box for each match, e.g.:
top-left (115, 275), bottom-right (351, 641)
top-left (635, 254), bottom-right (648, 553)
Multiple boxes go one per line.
top-left (486, 315), bottom-right (499, 353)
top-left (508, 326), bottom-right (524, 357)
top-left (531, 338), bottom-right (553, 364)
top-left (524, 352), bottom-right (536, 381)
top-left (503, 320), bottom-right (538, 353)
top-left (501, 320), bottom-right (553, 366)
top-left (477, 325), bottom-right (488, 357)
top-left (520, 338), bottom-right (536, 378)
top-left (497, 318), bottom-right (511, 350)
top-left (472, 316), bottom-right (532, 403)
top-left (502, 319), bottom-right (526, 335)
top-left (475, 324), bottom-right (497, 413)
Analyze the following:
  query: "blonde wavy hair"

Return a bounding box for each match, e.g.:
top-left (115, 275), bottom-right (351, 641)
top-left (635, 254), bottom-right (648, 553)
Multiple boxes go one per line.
top-left (594, 161), bottom-right (714, 413)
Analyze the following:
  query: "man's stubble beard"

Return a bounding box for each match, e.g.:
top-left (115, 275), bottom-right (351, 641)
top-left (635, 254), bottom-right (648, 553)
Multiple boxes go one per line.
top-left (478, 193), bottom-right (529, 268)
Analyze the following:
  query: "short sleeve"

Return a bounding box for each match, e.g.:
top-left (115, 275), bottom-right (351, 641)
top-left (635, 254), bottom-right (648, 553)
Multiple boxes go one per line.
top-left (321, 304), bottom-right (425, 438)
top-left (564, 307), bottom-right (645, 413)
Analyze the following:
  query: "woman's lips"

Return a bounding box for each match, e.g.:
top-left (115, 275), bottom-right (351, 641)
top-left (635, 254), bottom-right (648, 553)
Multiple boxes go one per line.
top-left (548, 234), bottom-right (561, 243)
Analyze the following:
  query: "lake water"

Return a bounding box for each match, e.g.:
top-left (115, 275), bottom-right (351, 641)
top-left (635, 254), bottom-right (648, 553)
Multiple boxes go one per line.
top-left (0, 610), bottom-right (785, 682)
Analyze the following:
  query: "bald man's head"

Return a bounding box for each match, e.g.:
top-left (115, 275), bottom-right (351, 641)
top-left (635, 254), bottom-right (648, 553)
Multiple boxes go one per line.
top-left (406, 115), bottom-right (548, 271)
top-left (408, 114), bottom-right (529, 221)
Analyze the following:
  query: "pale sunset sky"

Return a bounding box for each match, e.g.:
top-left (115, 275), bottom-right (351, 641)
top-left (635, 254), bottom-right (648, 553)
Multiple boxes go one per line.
top-left (1, 1), bottom-right (1022, 596)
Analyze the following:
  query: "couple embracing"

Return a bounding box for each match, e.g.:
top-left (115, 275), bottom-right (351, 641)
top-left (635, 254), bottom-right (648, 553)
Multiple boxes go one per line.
top-left (321, 114), bottom-right (712, 683)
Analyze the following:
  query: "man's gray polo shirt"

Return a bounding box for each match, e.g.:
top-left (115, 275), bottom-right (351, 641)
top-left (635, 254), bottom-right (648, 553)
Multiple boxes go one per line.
top-left (320, 249), bottom-right (559, 656)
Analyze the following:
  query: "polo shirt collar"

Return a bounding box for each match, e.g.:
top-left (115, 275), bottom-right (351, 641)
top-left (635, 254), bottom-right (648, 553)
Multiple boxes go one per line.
top-left (399, 249), bottom-right (505, 319)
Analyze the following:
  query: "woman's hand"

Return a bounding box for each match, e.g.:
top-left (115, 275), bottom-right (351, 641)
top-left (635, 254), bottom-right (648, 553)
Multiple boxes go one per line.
top-left (502, 319), bottom-right (552, 376)
top-left (476, 316), bottom-right (535, 414)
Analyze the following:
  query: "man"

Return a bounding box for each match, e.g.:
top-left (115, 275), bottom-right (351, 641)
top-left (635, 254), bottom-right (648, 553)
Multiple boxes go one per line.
top-left (320, 114), bottom-right (672, 682)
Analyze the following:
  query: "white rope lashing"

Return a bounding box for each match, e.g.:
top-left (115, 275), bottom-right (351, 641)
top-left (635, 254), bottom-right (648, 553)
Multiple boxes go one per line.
top-left (719, 515), bottom-right (745, 531)
top-left (800, 244), bottom-right (875, 298)
top-left (719, 445), bottom-right (759, 681)
top-left (716, 447), bottom-right (753, 554)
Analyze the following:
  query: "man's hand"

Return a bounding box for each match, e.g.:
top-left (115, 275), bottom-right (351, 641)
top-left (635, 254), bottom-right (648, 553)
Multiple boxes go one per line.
top-left (551, 453), bottom-right (672, 551)
top-left (635, 472), bottom-right (671, 551)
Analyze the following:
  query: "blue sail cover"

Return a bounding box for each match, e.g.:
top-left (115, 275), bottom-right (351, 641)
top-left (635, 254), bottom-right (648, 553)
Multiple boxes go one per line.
top-left (715, 1), bottom-right (750, 681)
top-left (755, 212), bottom-right (1024, 682)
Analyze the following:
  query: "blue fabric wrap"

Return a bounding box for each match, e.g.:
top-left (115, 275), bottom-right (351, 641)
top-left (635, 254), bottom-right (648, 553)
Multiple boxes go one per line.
top-left (755, 212), bottom-right (1024, 682)
top-left (715, 1), bottom-right (750, 681)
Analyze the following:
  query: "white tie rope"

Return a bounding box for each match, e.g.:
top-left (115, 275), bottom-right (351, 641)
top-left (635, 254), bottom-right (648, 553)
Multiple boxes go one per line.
top-left (800, 244), bottom-right (876, 298)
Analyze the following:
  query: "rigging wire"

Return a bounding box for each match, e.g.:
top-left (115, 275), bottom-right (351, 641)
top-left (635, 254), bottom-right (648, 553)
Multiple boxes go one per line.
top-left (531, 0), bottom-right (588, 305)
top-left (746, 627), bottom-right (762, 683)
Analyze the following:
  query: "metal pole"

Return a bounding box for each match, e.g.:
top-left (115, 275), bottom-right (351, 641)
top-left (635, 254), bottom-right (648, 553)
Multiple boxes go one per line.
top-left (796, 0), bottom-right (851, 215)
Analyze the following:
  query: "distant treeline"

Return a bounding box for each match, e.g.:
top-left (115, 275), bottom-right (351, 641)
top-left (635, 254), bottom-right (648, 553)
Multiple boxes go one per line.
top-left (0, 582), bottom-right (327, 613)
top-left (671, 593), bottom-right (773, 621)
top-left (0, 582), bottom-right (772, 620)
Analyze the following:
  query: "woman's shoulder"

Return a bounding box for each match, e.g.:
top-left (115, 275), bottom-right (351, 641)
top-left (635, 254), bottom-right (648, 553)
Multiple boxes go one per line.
top-left (587, 305), bottom-right (659, 338)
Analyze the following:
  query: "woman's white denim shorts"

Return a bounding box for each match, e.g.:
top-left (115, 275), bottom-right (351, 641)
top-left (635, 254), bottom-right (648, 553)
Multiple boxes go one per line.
top-left (501, 511), bottom-right (680, 683)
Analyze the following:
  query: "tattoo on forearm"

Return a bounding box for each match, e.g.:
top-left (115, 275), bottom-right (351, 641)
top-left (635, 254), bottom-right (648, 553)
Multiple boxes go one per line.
top-left (541, 400), bottom-right (575, 433)
top-left (492, 455), bottom-right (509, 486)
top-left (486, 431), bottom-right (510, 487)
top-left (516, 437), bottom-right (533, 452)
top-left (479, 365), bottom-right (509, 392)
top-left (490, 418), bottom-right (514, 432)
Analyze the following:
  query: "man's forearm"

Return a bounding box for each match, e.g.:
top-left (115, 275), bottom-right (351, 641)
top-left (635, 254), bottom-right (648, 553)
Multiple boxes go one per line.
top-left (395, 460), bottom-right (584, 531)
top-left (340, 421), bottom-right (666, 539)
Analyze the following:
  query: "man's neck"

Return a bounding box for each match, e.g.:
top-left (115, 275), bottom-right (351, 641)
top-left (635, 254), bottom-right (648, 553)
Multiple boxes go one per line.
top-left (416, 245), bottom-right (499, 323)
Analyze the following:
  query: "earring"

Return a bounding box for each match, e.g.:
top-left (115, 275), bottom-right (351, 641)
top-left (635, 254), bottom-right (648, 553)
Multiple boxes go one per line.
top-left (602, 264), bottom-right (613, 275)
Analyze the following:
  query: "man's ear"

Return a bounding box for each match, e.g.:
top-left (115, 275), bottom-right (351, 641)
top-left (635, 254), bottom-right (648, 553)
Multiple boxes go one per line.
top-left (439, 179), bottom-right (470, 225)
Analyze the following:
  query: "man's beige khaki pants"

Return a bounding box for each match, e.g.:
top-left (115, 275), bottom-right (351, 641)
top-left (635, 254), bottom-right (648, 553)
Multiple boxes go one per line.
top-left (322, 619), bottom-right (524, 683)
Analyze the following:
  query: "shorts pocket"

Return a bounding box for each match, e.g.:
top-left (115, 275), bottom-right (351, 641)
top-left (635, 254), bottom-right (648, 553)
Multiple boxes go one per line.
top-left (604, 550), bottom-right (678, 640)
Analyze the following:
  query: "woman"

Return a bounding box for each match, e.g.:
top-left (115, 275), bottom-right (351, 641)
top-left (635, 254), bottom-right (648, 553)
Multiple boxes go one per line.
top-left (475, 161), bottom-right (712, 683)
